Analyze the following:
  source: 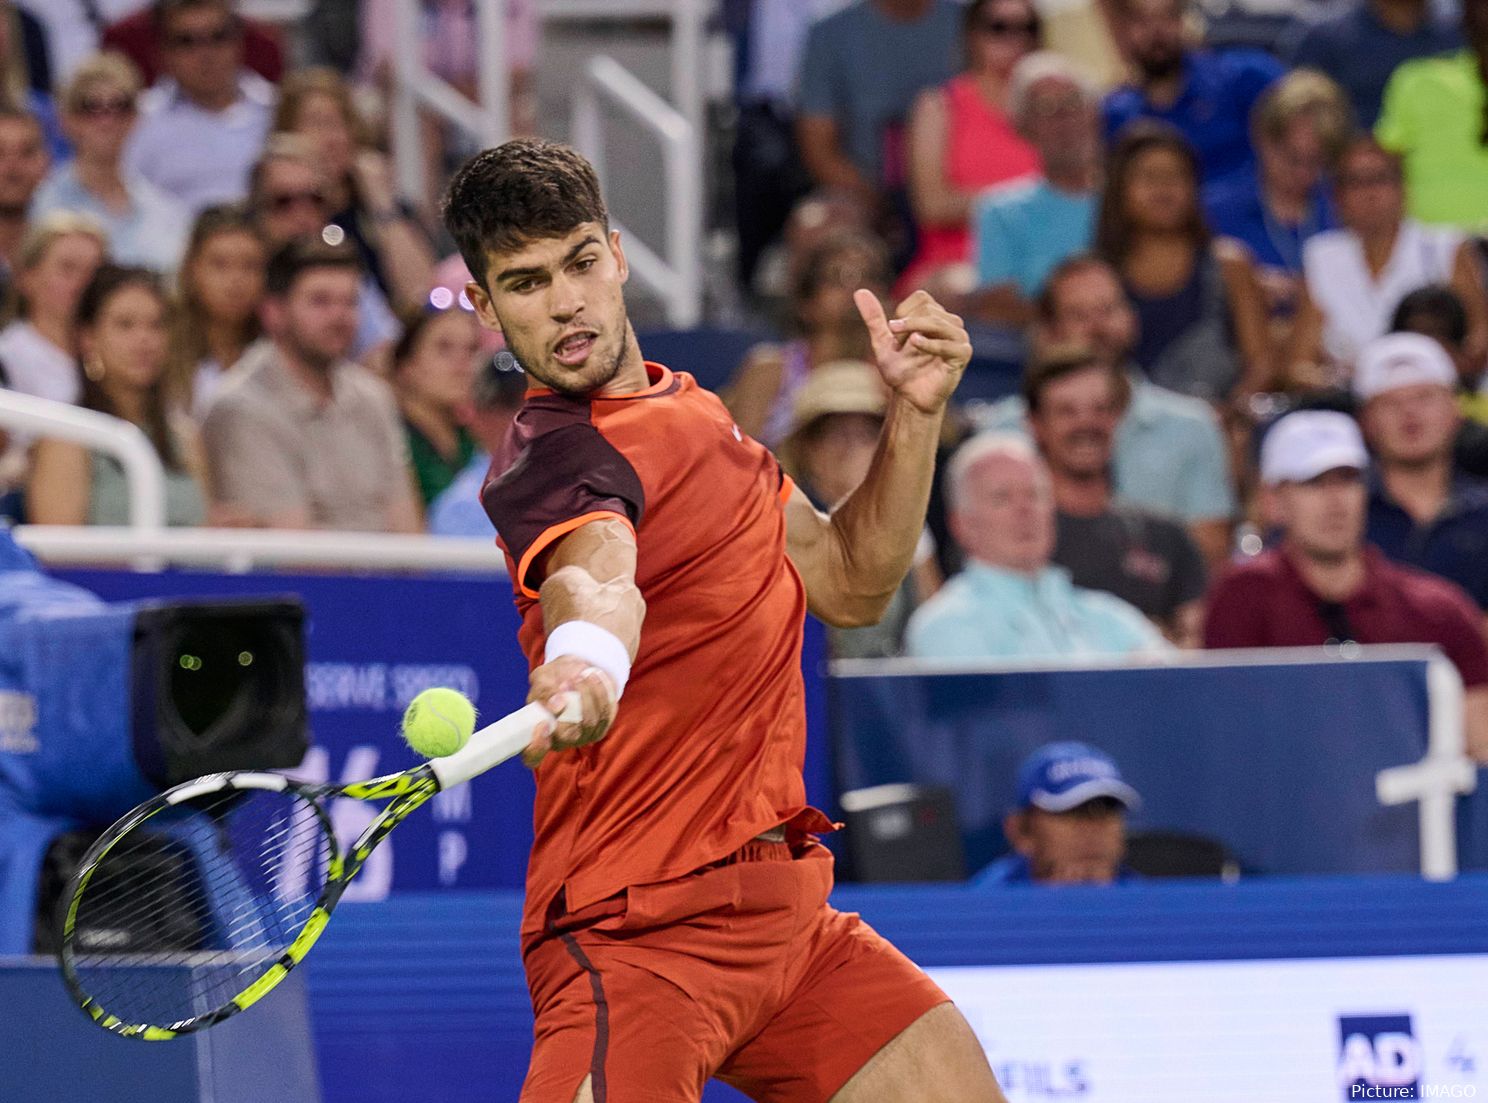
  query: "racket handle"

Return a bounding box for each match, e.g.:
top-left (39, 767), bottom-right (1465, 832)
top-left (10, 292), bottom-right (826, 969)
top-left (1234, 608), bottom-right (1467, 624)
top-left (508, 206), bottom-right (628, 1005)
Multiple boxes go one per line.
top-left (429, 692), bottom-right (581, 790)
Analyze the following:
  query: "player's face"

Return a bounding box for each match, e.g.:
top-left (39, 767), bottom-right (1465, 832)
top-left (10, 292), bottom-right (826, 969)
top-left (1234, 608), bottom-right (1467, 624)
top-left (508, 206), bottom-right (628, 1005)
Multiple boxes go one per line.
top-left (82, 284), bottom-right (168, 392)
top-left (1047, 267), bottom-right (1138, 364)
top-left (467, 223), bottom-right (639, 397)
top-left (1008, 804), bottom-right (1126, 885)
top-left (266, 267), bottom-right (360, 370)
top-left (1361, 384), bottom-right (1461, 468)
top-left (1029, 365), bottom-right (1122, 479)
top-left (952, 451), bottom-right (1056, 572)
top-left (1274, 468), bottom-right (1367, 563)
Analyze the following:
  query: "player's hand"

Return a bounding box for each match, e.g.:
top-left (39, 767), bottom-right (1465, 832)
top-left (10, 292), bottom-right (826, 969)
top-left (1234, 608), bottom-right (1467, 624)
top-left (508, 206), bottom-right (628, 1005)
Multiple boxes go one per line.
top-left (855, 288), bottom-right (971, 416)
top-left (523, 655), bottom-right (617, 769)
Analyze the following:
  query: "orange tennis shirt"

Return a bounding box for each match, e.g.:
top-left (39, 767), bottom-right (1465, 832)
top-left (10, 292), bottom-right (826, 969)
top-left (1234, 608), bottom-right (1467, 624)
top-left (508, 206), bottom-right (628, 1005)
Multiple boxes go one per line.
top-left (481, 363), bottom-right (831, 938)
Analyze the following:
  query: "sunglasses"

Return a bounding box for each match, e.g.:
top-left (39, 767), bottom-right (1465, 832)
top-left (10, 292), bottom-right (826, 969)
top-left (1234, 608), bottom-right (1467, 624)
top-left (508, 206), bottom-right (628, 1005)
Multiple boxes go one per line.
top-left (266, 190), bottom-right (326, 212)
top-left (75, 96), bottom-right (134, 118)
top-left (976, 17), bottom-right (1039, 38)
top-left (165, 24), bottom-right (239, 50)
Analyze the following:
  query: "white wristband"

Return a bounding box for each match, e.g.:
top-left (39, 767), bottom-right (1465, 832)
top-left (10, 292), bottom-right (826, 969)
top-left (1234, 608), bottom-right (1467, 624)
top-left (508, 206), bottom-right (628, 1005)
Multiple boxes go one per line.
top-left (544, 621), bottom-right (631, 699)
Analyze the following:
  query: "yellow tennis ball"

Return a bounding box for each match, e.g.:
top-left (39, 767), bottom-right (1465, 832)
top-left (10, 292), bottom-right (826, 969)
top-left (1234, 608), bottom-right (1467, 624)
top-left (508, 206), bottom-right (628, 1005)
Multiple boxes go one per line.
top-left (402, 688), bottom-right (476, 758)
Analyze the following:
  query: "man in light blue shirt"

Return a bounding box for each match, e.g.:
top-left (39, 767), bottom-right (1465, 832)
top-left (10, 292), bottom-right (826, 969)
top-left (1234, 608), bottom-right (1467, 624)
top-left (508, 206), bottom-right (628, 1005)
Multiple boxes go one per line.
top-left (906, 434), bottom-right (1163, 660)
top-left (971, 255), bottom-right (1236, 563)
top-left (974, 53), bottom-right (1100, 320)
top-left (122, 0), bottom-right (274, 212)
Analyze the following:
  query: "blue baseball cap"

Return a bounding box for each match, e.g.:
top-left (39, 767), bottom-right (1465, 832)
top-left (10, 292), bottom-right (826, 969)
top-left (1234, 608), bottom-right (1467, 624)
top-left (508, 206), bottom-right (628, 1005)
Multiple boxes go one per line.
top-left (1015, 742), bottom-right (1141, 813)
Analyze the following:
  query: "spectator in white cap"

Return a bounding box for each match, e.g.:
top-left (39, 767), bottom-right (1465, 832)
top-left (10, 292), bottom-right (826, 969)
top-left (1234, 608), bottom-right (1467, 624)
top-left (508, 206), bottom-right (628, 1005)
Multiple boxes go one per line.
top-left (906, 432), bottom-right (1165, 661)
top-left (1205, 408), bottom-right (1488, 759)
top-left (1359, 332), bottom-right (1488, 609)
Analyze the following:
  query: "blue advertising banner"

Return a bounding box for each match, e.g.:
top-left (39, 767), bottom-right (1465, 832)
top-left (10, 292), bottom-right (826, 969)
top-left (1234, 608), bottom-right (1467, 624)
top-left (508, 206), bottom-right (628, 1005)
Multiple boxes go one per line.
top-left (56, 568), bottom-right (832, 897)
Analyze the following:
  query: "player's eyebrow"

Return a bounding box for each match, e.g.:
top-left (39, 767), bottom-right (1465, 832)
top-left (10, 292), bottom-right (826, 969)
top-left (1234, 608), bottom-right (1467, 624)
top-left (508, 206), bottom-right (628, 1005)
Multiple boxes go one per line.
top-left (494, 237), bottom-right (601, 287)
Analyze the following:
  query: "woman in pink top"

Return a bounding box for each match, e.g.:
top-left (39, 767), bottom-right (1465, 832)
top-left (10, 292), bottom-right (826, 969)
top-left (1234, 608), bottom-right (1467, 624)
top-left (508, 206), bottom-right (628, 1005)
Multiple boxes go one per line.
top-left (900, 0), bottom-right (1043, 300)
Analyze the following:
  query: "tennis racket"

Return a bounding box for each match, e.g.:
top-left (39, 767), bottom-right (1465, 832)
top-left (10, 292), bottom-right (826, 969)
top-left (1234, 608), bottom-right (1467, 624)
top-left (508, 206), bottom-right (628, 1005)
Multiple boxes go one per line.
top-left (56, 692), bottom-right (578, 1041)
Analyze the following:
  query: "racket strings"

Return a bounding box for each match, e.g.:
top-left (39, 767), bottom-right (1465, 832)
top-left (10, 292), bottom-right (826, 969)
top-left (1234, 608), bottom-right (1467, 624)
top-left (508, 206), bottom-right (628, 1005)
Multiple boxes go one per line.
top-left (64, 785), bottom-right (334, 1029)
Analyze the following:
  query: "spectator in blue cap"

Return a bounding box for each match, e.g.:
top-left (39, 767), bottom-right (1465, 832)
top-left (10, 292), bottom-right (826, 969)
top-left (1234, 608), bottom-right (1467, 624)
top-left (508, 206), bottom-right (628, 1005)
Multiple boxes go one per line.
top-left (974, 741), bottom-right (1142, 886)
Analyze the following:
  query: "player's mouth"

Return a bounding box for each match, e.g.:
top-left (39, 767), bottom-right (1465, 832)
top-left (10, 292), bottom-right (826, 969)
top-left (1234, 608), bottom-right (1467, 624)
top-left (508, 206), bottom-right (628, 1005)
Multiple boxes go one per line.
top-left (552, 330), bottom-right (598, 367)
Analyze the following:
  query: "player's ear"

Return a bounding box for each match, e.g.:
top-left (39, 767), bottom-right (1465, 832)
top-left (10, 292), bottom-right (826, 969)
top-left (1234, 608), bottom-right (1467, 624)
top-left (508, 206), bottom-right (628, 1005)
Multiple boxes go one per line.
top-left (609, 229), bottom-right (629, 286)
top-left (466, 280), bottom-right (502, 334)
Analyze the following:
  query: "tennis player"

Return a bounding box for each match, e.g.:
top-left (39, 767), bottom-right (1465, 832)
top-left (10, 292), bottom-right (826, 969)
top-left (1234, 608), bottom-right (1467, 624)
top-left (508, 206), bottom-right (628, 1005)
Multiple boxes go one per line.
top-left (444, 139), bottom-right (1006, 1103)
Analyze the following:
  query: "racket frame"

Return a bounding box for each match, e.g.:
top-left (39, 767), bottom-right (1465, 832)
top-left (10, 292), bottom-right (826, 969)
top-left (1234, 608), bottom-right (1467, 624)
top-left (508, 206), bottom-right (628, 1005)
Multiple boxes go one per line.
top-left (57, 696), bottom-right (568, 1040)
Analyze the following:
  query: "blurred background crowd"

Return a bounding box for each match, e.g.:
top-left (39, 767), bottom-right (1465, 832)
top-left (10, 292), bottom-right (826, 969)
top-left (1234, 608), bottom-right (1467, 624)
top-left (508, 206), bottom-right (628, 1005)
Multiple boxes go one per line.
top-left (2, 0), bottom-right (1488, 764)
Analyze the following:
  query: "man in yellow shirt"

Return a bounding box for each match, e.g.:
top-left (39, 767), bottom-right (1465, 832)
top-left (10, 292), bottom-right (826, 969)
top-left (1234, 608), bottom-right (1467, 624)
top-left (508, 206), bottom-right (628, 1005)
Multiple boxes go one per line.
top-left (1376, 0), bottom-right (1488, 230)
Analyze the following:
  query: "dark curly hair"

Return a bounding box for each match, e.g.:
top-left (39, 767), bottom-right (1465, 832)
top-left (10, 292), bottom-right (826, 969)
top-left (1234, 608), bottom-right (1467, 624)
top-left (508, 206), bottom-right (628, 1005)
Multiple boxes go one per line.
top-left (442, 139), bottom-right (609, 291)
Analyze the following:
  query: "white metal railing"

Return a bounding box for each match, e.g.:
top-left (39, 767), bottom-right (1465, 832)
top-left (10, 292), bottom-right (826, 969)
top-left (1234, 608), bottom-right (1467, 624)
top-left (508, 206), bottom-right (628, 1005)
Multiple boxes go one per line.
top-left (835, 645), bottom-right (1478, 881)
top-left (391, 0), bottom-right (510, 206)
top-left (571, 54), bottom-right (702, 326)
top-left (13, 526), bottom-right (508, 574)
top-left (0, 390), bottom-right (165, 531)
top-left (390, 0), bottom-right (709, 326)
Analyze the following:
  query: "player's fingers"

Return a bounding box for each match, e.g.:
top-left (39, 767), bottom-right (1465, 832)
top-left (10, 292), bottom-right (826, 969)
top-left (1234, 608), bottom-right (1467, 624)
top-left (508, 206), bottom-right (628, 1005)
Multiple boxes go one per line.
top-left (905, 333), bottom-right (973, 364)
top-left (522, 722), bottom-right (554, 769)
top-left (892, 313), bottom-right (966, 340)
top-left (853, 289), bottom-right (897, 358)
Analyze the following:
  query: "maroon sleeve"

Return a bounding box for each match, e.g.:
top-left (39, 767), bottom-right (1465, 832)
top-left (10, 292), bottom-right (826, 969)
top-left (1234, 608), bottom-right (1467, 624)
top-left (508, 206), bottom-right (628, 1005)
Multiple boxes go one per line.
top-left (1203, 567), bottom-right (1269, 650)
top-left (1420, 580), bottom-right (1488, 688)
top-left (481, 421), bottom-right (645, 598)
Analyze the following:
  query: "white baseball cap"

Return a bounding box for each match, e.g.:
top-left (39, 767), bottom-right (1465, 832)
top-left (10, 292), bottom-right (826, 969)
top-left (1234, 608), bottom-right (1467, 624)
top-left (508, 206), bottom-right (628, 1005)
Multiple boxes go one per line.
top-left (1353, 332), bottom-right (1456, 402)
top-left (1260, 410), bottom-right (1369, 485)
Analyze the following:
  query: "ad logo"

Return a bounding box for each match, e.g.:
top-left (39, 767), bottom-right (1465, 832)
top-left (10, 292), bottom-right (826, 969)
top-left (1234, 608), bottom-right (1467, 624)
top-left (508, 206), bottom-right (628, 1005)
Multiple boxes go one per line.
top-left (1339, 1015), bottom-right (1422, 1100)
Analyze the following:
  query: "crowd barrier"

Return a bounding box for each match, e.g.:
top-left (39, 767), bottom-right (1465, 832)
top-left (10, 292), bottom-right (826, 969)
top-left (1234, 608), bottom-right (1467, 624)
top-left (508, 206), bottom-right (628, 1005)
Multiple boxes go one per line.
top-left (25, 568), bottom-right (1485, 892)
top-left (294, 875), bottom-right (1488, 1102)
top-left (7, 876), bottom-right (1487, 1102)
top-left (833, 649), bottom-right (1485, 880)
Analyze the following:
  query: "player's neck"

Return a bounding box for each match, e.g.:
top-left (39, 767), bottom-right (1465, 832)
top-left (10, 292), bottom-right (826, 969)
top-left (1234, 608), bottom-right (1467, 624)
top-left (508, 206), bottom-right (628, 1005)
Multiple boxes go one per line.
top-left (592, 331), bottom-right (652, 397)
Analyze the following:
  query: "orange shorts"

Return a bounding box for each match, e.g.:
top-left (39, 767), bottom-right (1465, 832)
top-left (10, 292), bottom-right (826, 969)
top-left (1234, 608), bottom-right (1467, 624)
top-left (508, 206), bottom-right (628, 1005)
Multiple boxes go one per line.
top-left (519, 838), bottom-right (949, 1103)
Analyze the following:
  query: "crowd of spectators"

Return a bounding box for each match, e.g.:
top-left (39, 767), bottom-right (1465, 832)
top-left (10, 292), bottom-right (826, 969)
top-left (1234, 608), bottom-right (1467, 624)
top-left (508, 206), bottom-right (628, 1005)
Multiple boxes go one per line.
top-left (722, 0), bottom-right (1488, 769)
top-left (0, 0), bottom-right (532, 539)
top-left (1, 0), bottom-right (1487, 769)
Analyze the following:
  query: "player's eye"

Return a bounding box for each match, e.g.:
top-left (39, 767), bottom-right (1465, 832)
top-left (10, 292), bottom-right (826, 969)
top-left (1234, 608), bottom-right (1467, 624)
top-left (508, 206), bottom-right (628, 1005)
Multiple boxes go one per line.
top-left (510, 277), bottom-right (541, 294)
top-left (573, 256), bottom-right (597, 274)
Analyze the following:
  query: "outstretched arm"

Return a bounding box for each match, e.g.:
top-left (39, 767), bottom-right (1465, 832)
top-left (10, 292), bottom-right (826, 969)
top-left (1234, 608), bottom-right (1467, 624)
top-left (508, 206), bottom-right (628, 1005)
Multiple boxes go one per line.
top-left (522, 517), bottom-right (646, 768)
top-left (786, 290), bottom-right (970, 627)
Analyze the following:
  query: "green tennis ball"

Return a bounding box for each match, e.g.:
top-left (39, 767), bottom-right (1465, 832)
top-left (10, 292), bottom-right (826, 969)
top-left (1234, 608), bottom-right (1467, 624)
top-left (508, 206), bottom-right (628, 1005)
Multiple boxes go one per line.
top-left (402, 688), bottom-right (476, 758)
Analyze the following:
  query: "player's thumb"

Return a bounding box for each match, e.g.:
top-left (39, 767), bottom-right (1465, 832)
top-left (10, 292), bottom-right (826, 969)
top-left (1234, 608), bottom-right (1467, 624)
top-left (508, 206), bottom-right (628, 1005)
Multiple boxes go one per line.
top-left (853, 289), bottom-right (893, 353)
